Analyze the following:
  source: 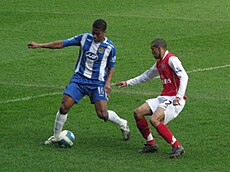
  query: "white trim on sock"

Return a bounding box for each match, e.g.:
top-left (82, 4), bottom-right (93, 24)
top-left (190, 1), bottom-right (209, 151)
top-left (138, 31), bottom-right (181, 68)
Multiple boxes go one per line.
top-left (171, 136), bottom-right (177, 145)
top-left (147, 133), bottom-right (154, 141)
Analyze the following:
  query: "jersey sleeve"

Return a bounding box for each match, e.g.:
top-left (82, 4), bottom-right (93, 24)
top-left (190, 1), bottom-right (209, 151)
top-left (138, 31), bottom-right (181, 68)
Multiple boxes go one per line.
top-left (168, 56), bottom-right (189, 99)
top-left (62, 34), bottom-right (84, 47)
top-left (107, 45), bottom-right (116, 69)
top-left (127, 64), bottom-right (159, 86)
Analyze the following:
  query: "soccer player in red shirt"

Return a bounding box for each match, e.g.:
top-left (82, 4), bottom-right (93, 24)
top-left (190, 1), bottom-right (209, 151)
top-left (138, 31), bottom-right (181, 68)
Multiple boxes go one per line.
top-left (116, 38), bottom-right (188, 158)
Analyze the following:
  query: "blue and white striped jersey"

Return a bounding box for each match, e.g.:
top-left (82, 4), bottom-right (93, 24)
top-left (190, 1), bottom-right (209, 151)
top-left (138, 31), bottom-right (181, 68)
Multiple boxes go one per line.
top-left (62, 33), bottom-right (116, 85)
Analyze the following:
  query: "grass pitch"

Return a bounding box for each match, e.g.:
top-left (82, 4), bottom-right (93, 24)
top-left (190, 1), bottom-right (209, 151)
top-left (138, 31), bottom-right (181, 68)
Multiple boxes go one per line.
top-left (1, 0), bottom-right (230, 171)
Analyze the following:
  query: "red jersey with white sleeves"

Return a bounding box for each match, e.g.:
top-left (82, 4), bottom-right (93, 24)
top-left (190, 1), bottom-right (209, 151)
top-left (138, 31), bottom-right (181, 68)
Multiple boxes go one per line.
top-left (156, 51), bottom-right (187, 99)
top-left (127, 50), bottom-right (188, 100)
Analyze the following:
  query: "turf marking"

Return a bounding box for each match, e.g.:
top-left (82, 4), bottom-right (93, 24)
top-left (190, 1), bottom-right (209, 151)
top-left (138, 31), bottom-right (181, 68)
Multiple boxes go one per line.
top-left (0, 64), bottom-right (229, 104)
top-left (187, 64), bottom-right (230, 73)
top-left (0, 92), bottom-right (61, 104)
top-left (1, 9), bottom-right (230, 22)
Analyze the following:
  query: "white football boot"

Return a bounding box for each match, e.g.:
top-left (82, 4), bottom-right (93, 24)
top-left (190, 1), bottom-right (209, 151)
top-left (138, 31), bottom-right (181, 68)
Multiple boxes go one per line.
top-left (120, 121), bottom-right (130, 141)
top-left (44, 136), bottom-right (58, 145)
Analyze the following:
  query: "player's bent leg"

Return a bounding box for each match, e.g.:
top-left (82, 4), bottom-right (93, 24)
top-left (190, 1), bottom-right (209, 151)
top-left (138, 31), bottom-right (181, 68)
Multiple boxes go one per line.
top-left (95, 100), bottom-right (130, 140)
top-left (44, 94), bottom-right (75, 145)
top-left (59, 94), bottom-right (76, 114)
top-left (149, 107), bottom-right (165, 128)
top-left (152, 107), bottom-right (183, 156)
top-left (95, 100), bottom-right (109, 121)
top-left (44, 113), bottom-right (68, 145)
top-left (134, 103), bottom-right (158, 151)
top-left (133, 103), bottom-right (152, 120)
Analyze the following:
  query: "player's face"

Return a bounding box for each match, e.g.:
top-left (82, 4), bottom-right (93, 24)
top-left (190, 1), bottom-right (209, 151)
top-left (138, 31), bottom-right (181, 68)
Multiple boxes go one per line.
top-left (92, 28), bottom-right (105, 42)
top-left (151, 45), bottom-right (161, 59)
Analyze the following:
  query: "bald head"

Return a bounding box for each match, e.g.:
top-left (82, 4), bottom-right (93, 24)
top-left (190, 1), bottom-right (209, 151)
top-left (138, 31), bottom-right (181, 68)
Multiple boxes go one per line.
top-left (151, 38), bottom-right (167, 59)
top-left (151, 38), bottom-right (167, 49)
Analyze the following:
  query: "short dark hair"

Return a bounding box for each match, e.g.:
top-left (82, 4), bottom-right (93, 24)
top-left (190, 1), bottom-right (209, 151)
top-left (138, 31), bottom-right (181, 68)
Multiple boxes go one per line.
top-left (151, 38), bottom-right (167, 49)
top-left (92, 19), bottom-right (107, 31)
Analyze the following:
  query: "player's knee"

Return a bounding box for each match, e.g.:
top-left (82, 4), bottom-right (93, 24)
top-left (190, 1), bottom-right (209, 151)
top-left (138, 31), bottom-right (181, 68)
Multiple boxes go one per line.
top-left (150, 116), bottom-right (159, 127)
top-left (133, 108), bottom-right (143, 120)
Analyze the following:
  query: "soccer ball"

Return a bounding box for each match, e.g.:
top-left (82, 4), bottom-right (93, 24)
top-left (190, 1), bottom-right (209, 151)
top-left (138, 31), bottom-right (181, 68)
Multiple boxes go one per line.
top-left (58, 130), bottom-right (75, 148)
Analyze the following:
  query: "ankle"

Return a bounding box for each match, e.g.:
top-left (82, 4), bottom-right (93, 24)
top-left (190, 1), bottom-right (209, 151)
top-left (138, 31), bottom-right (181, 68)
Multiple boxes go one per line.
top-left (172, 141), bottom-right (181, 148)
top-left (147, 139), bottom-right (156, 145)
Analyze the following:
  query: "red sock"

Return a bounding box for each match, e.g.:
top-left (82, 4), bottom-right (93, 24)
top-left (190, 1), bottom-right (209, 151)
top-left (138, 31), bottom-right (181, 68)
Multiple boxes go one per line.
top-left (156, 122), bottom-right (180, 148)
top-left (136, 118), bottom-right (156, 145)
top-left (147, 140), bottom-right (156, 145)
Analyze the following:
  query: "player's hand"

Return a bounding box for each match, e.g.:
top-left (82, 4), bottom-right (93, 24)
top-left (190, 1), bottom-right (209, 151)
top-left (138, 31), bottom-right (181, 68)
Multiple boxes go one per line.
top-left (27, 42), bottom-right (39, 48)
top-left (115, 81), bottom-right (128, 88)
top-left (104, 84), bottom-right (111, 97)
top-left (173, 97), bottom-right (180, 106)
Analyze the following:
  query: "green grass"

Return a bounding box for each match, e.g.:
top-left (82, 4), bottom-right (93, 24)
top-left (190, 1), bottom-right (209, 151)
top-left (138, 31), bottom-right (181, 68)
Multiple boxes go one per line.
top-left (1, 0), bottom-right (230, 171)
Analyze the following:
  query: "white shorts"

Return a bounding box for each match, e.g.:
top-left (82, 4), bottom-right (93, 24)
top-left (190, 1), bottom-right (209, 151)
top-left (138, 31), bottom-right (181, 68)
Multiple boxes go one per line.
top-left (146, 96), bottom-right (185, 124)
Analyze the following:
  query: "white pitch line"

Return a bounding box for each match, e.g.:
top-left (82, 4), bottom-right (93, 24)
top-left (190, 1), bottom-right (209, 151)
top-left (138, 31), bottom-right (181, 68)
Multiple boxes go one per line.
top-left (110, 64), bottom-right (230, 85)
top-left (187, 64), bottom-right (230, 73)
top-left (1, 9), bottom-right (230, 22)
top-left (0, 64), bottom-right (229, 104)
top-left (0, 92), bottom-right (61, 104)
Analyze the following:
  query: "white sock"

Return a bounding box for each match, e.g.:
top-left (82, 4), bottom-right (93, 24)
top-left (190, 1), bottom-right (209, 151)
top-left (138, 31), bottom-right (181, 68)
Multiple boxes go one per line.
top-left (107, 110), bottom-right (126, 126)
top-left (54, 111), bottom-right (68, 138)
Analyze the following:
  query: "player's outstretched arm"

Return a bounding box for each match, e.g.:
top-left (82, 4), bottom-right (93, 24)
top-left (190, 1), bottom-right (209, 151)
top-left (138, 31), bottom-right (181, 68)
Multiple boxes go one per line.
top-left (27, 40), bottom-right (64, 49)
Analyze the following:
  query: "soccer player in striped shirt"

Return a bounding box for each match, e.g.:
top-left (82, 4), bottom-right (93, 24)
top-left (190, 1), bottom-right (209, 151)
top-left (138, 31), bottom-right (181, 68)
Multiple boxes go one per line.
top-left (28, 19), bottom-right (130, 144)
top-left (116, 38), bottom-right (188, 158)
